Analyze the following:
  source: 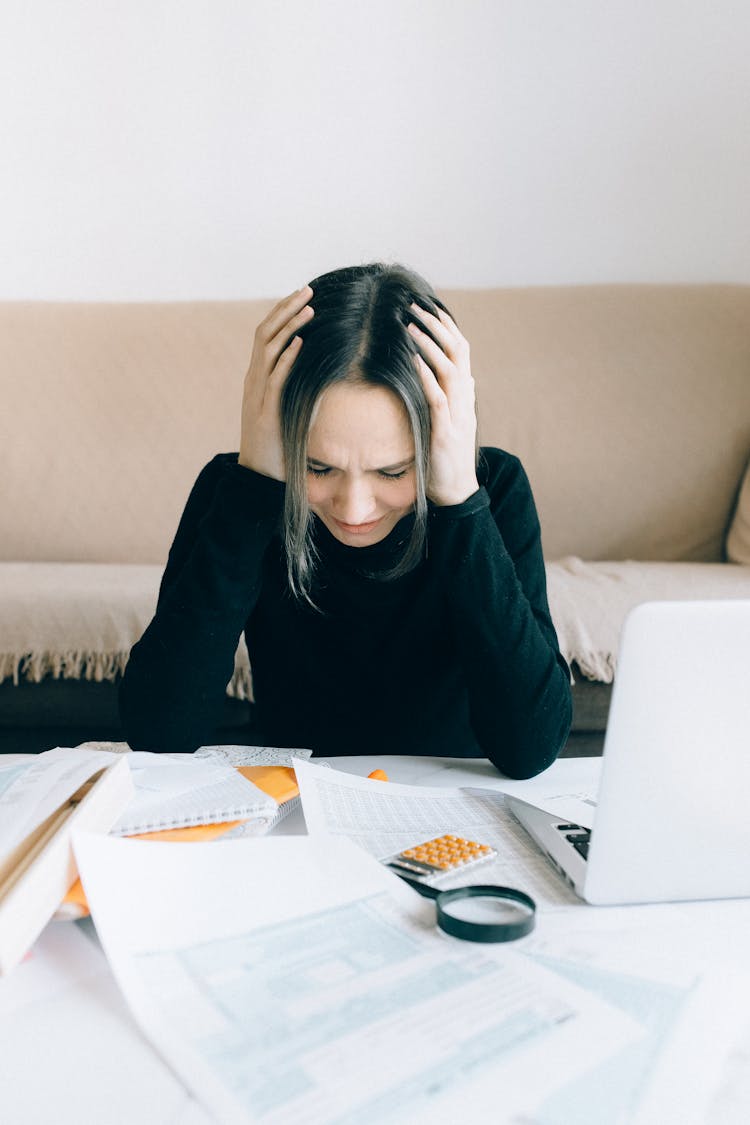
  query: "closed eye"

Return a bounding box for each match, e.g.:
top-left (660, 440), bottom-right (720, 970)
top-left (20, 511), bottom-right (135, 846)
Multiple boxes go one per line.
top-left (306, 465), bottom-right (410, 480)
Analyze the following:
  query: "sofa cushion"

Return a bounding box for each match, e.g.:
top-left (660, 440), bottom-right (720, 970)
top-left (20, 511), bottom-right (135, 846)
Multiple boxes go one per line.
top-left (726, 458), bottom-right (750, 565)
top-left (546, 558), bottom-right (750, 682)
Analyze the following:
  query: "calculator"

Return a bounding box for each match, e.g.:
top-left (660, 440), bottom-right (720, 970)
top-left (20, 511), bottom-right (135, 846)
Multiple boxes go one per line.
top-left (384, 834), bottom-right (497, 881)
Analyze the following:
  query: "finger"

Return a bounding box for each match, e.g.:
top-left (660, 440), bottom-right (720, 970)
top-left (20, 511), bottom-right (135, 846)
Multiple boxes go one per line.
top-left (263, 285), bottom-right (310, 327)
top-left (245, 321), bottom-right (304, 413)
top-left (265, 335), bottom-right (302, 399)
top-left (407, 321), bottom-right (456, 383)
top-left (414, 353), bottom-right (449, 414)
top-left (410, 303), bottom-right (464, 357)
top-left (413, 337), bottom-right (476, 434)
top-left (435, 305), bottom-right (462, 335)
top-left (259, 285), bottom-right (313, 345)
top-left (266, 303), bottom-right (314, 362)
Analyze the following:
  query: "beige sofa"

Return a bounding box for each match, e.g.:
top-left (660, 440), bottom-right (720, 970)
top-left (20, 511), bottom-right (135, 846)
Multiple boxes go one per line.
top-left (2, 286), bottom-right (749, 754)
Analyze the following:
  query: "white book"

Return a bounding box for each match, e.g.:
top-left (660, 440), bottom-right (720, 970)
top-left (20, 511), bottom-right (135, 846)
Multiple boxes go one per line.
top-left (0, 753), bottom-right (133, 976)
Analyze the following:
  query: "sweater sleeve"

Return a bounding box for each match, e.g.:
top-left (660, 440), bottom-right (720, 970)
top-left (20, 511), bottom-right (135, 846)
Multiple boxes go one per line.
top-left (426, 451), bottom-right (572, 778)
top-left (118, 454), bottom-right (285, 753)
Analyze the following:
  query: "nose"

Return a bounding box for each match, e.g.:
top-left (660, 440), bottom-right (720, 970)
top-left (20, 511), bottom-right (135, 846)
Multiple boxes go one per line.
top-left (332, 476), bottom-right (378, 525)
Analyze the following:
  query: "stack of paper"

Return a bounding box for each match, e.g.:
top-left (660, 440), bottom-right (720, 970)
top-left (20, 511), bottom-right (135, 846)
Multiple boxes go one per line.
top-left (0, 749), bottom-right (133, 975)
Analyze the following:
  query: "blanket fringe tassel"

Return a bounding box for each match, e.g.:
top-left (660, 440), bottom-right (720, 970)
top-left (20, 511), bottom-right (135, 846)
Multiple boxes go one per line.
top-left (0, 651), bottom-right (255, 701)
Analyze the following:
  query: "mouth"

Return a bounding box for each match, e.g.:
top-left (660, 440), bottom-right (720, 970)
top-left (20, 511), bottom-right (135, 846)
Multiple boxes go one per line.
top-left (333, 517), bottom-right (383, 535)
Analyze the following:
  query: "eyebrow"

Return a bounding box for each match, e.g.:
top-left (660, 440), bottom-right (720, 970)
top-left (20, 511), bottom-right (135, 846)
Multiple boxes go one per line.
top-left (307, 456), bottom-right (416, 473)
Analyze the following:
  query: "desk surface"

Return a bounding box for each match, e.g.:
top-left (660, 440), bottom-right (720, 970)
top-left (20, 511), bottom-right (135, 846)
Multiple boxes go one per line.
top-left (2, 754), bottom-right (749, 1125)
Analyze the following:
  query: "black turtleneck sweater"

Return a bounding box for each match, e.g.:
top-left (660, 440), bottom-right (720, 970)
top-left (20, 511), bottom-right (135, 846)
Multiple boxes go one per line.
top-left (118, 448), bottom-right (571, 778)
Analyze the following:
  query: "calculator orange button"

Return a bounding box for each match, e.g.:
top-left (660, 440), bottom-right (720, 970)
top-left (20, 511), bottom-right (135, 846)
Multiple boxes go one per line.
top-left (393, 834), bottom-right (497, 874)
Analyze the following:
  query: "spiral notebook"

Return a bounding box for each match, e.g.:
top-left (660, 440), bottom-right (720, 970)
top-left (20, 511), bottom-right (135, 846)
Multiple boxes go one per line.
top-left (110, 753), bottom-right (279, 836)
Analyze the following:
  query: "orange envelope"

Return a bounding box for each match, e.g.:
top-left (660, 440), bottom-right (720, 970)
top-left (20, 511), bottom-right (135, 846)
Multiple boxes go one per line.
top-left (237, 765), bottom-right (299, 803)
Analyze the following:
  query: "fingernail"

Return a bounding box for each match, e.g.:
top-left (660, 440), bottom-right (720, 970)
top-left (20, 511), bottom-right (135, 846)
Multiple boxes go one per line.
top-left (407, 322), bottom-right (420, 333)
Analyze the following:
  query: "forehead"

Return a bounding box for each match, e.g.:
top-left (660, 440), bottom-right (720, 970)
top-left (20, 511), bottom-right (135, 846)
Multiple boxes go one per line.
top-left (307, 383), bottom-right (414, 459)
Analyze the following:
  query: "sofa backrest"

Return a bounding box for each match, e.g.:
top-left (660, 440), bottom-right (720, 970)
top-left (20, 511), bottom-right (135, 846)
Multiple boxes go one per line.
top-left (2, 286), bottom-right (748, 565)
top-left (449, 285), bottom-right (750, 562)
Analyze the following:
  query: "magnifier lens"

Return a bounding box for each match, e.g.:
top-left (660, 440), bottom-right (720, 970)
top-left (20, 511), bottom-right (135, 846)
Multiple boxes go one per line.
top-left (439, 894), bottom-right (533, 927)
top-left (435, 886), bottom-right (536, 942)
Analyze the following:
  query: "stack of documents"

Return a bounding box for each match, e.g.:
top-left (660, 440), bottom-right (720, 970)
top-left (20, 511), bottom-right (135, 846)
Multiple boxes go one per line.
top-left (0, 749), bottom-right (133, 975)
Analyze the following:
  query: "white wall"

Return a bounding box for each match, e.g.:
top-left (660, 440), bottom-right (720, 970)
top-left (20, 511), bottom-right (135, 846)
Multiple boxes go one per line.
top-left (2, 0), bottom-right (749, 299)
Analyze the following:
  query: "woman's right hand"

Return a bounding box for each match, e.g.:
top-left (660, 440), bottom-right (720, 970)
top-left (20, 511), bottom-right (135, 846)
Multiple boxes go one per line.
top-left (238, 285), bottom-right (314, 481)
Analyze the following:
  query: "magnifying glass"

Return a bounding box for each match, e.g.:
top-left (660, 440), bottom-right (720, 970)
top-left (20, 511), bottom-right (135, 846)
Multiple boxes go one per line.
top-left (393, 871), bottom-right (536, 943)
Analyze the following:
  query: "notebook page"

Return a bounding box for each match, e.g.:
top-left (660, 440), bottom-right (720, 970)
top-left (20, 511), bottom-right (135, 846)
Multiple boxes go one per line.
top-left (111, 764), bottom-right (278, 835)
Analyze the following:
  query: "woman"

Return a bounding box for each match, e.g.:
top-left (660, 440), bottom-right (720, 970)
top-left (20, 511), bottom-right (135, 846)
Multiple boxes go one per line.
top-left (119, 263), bottom-right (571, 778)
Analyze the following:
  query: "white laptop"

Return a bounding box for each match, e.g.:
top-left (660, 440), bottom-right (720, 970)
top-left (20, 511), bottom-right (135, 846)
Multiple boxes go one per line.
top-left (507, 600), bottom-right (750, 905)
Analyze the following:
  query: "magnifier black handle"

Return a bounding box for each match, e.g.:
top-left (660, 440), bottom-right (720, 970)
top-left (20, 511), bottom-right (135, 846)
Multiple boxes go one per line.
top-left (388, 868), bottom-right (441, 899)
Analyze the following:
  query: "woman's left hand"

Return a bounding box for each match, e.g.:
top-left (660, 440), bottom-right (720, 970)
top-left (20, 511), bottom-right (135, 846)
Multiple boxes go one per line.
top-left (408, 304), bottom-right (479, 506)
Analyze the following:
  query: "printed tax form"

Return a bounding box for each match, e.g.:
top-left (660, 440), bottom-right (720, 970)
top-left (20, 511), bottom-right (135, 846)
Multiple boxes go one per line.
top-left (73, 831), bottom-right (638, 1125)
top-left (293, 758), bottom-right (582, 909)
top-left (293, 760), bottom-right (750, 1125)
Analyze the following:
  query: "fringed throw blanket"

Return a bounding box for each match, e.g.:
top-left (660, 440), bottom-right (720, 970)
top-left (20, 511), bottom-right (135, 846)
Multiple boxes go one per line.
top-left (0, 562), bottom-right (252, 698)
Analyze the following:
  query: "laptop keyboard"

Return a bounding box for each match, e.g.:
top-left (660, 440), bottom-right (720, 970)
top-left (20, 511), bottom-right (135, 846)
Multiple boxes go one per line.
top-left (556, 823), bottom-right (591, 860)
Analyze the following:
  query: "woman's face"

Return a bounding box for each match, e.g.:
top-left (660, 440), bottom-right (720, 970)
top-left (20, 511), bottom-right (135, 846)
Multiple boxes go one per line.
top-left (306, 382), bottom-right (417, 546)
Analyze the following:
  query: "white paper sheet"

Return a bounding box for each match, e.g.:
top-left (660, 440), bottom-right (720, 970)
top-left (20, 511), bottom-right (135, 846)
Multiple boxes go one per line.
top-left (73, 832), bottom-right (641, 1125)
top-left (294, 759), bottom-right (582, 909)
top-left (128, 752), bottom-right (231, 797)
top-left (0, 748), bottom-right (120, 859)
top-left (0, 920), bottom-right (211, 1125)
top-left (702, 1017), bottom-right (750, 1125)
top-left (522, 919), bottom-right (750, 1125)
